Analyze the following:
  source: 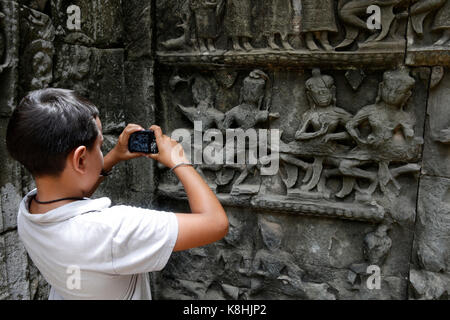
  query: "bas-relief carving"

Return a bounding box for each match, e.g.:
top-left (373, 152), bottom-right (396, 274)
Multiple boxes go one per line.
top-left (0, 8), bottom-right (7, 73)
top-left (157, 0), bottom-right (413, 68)
top-left (19, 6), bottom-right (55, 91)
top-left (422, 67), bottom-right (450, 178)
top-left (158, 67), bottom-right (423, 223)
top-left (406, 0), bottom-right (450, 66)
top-left (408, 0), bottom-right (450, 47)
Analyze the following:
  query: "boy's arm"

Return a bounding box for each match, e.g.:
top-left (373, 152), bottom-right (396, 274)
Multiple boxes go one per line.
top-left (147, 126), bottom-right (229, 252)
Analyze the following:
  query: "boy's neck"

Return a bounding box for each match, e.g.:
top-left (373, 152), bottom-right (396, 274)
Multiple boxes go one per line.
top-left (30, 176), bottom-right (85, 215)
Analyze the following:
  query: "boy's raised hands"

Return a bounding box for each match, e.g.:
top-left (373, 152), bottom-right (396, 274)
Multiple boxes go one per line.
top-left (110, 124), bottom-right (148, 162)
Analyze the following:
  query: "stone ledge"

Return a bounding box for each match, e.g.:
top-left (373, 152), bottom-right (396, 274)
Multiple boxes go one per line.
top-left (157, 184), bottom-right (385, 223)
top-left (157, 49), bottom-right (406, 70)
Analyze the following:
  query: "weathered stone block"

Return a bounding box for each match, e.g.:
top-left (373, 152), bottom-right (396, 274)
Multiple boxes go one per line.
top-left (50, 0), bottom-right (123, 48)
top-left (28, 257), bottom-right (49, 300)
top-left (123, 0), bottom-right (152, 60)
top-left (124, 60), bottom-right (157, 207)
top-left (413, 175), bottom-right (450, 274)
top-left (0, 235), bottom-right (10, 300)
top-left (54, 45), bottom-right (126, 134)
top-left (5, 231), bottom-right (30, 300)
top-left (0, 0), bottom-right (19, 117)
top-left (409, 268), bottom-right (450, 300)
top-left (0, 118), bottom-right (23, 233)
top-left (18, 5), bottom-right (55, 93)
top-left (422, 67), bottom-right (450, 178)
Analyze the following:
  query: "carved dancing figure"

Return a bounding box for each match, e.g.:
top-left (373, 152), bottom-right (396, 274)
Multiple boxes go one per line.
top-left (407, 0), bottom-right (446, 46)
top-left (263, 0), bottom-right (295, 50)
top-left (190, 0), bottom-right (223, 52)
top-left (301, 0), bottom-right (338, 51)
top-left (282, 69), bottom-right (352, 194)
top-left (174, 76), bottom-right (225, 190)
top-left (336, 0), bottom-right (409, 49)
top-left (341, 68), bottom-right (422, 197)
top-left (223, 70), bottom-right (279, 130)
top-left (221, 70), bottom-right (279, 193)
top-left (247, 218), bottom-right (335, 299)
top-left (177, 76), bottom-right (225, 132)
top-left (224, 0), bottom-right (253, 51)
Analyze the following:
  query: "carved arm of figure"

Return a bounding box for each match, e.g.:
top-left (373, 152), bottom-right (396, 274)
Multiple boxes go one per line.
top-left (255, 110), bottom-right (280, 126)
top-left (295, 122), bottom-right (330, 141)
top-left (223, 108), bottom-right (237, 129)
top-left (401, 122), bottom-right (415, 139)
top-left (251, 252), bottom-right (269, 277)
top-left (346, 110), bottom-right (371, 145)
top-left (323, 132), bottom-right (351, 143)
top-left (214, 112), bottom-right (226, 131)
top-left (177, 104), bottom-right (196, 123)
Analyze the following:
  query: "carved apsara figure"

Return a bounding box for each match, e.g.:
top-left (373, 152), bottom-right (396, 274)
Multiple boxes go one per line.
top-left (247, 218), bottom-right (335, 299)
top-left (281, 69), bottom-right (352, 194)
top-left (223, 70), bottom-right (279, 130)
top-left (337, 0), bottom-right (408, 50)
top-left (220, 70), bottom-right (279, 194)
top-left (177, 76), bottom-right (225, 131)
top-left (301, 0), bottom-right (338, 51)
top-left (341, 68), bottom-right (422, 196)
top-left (190, 0), bottom-right (223, 52)
top-left (224, 0), bottom-right (253, 51)
top-left (262, 0), bottom-right (295, 50)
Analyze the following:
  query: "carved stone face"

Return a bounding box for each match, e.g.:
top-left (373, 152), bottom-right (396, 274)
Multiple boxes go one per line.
top-left (308, 84), bottom-right (333, 107)
top-left (242, 76), bottom-right (266, 105)
top-left (192, 77), bottom-right (213, 105)
top-left (380, 80), bottom-right (413, 107)
top-left (380, 69), bottom-right (415, 107)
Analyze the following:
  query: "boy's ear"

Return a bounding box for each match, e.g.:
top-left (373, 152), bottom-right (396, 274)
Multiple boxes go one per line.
top-left (71, 146), bottom-right (88, 174)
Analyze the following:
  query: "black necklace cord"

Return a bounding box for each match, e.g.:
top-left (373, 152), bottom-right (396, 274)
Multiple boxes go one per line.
top-left (32, 194), bottom-right (86, 204)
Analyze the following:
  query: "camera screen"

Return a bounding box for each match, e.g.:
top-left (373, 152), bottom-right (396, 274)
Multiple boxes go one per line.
top-left (128, 131), bottom-right (158, 154)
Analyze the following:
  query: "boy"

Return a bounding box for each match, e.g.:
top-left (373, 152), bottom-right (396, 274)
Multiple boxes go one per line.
top-left (5, 88), bottom-right (229, 300)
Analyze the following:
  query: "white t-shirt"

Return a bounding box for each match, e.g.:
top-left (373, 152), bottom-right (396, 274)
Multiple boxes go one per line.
top-left (17, 188), bottom-right (178, 300)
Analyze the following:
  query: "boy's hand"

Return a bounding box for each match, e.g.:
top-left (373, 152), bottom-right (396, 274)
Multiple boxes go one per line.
top-left (146, 125), bottom-right (190, 169)
top-left (111, 124), bottom-right (149, 162)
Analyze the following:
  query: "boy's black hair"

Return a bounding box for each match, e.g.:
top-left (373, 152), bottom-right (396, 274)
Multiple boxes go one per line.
top-left (6, 88), bottom-right (100, 178)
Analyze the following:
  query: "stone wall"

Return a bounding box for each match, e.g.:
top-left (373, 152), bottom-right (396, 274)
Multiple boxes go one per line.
top-left (1, 0), bottom-right (450, 300)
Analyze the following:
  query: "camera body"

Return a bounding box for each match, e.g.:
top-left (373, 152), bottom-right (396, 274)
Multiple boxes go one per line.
top-left (128, 130), bottom-right (158, 154)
